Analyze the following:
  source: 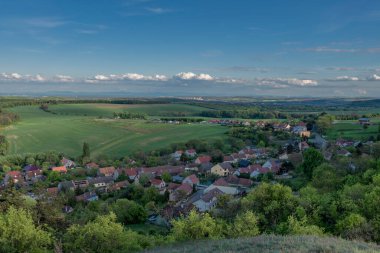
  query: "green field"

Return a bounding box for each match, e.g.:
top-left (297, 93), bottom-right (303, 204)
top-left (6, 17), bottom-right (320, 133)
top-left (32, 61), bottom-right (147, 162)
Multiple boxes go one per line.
top-left (327, 119), bottom-right (380, 140)
top-left (47, 103), bottom-right (210, 117)
top-left (1, 105), bottom-right (227, 158)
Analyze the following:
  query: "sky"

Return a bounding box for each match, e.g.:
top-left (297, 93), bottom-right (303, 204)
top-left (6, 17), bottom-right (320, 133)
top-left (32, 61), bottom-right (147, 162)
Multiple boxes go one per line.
top-left (0, 0), bottom-right (380, 97)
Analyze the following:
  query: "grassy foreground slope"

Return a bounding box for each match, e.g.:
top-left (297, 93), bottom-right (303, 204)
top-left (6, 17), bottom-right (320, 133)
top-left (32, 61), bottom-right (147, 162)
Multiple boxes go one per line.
top-left (2, 105), bottom-right (227, 157)
top-left (146, 235), bottom-right (380, 253)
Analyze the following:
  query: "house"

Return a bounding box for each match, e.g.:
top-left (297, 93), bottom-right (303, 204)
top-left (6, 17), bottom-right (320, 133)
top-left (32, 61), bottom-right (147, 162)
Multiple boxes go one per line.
top-left (61, 157), bottom-right (76, 168)
top-left (169, 183), bottom-right (193, 201)
top-left (337, 149), bottom-right (352, 157)
top-left (300, 131), bottom-right (311, 138)
top-left (262, 159), bottom-right (282, 174)
top-left (86, 162), bottom-right (99, 169)
top-left (52, 166), bottom-right (67, 174)
top-left (172, 150), bottom-right (183, 161)
top-left (109, 180), bottom-right (130, 191)
top-left (185, 149), bottom-right (197, 157)
top-left (167, 182), bottom-right (181, 194)
top-left (193, 188), bottom-right (224, 212)
top-left (204, 179), bottom-right (238, 195)
top-left (225, 175), bottom-right (252, 188)
top-left (76, 192), bottom-right (98, 202)
top-left (185, 163), bottom-right (199, 172)
top-left (195, 155), bottom-right (212, 164)
top-left (199, 162), bottom-right (213, 174)
top-left (5, 171), bottom-right (23, 184)
top-left (98, 167), bottom-right (116, 177)
top-left (299, 141), bottom-right (310, 152)
top-left (89, 176), bottom-right (114, 189)
top-left (336, 139), bottom-right (355, 148)
top-left (25, 169), bottom-right (43, 182)
top-left (150, 178), bottom-right (166, 190)
top-left (124, 168), bottom-right (138, 181)
top-left (172, 175), bottom-right (184, 183)
top-left (182, 174), bottom-right (199, 187)
top-left (359, 118), bottom-right (370, 125)
top-left (211, 163), bottom-right (234, 177)
top-left (223, 155), bottom-right (235, 163)
top-left (292, 124), bottom-right (307, 134)
top-left (72, 179), bottom-right (89, 189)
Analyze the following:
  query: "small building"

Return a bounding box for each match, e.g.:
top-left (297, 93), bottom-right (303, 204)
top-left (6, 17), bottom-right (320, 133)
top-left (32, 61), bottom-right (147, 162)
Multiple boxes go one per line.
top-left (211, 163), bottom-right (234, 177)
top-left (359, 118), bottom-right (370, 125)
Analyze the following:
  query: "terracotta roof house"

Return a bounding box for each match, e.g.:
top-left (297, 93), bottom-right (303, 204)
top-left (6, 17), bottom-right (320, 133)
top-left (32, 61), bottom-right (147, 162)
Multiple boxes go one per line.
top-left (195, 155), bottom-right (212, 164)
top-left (5, 170), bottom-right (23, 184)
top-left (183, 174), bottom-right (200, 187)
top-left (199, 162), bottom-right (213, 174)
top-left (213, 178), bottom-right (229, 186)
top-left (262, 159), bottom-right (282, 174)
top-left (169, 183), bottom-right (193, 202)
top-left (223, 155), bottom-right (235, 163)
top-left (150, 178), bottom-right (166, 190)
top-left (225, 175), bottom-right (252, 188)
top-left (124, 168), bottom-right (138, 180)
top-left (52, 166), bottom-right (67, 173)
top-left (98, 167), bottom-right (116, 177)
top-left (110, 180), bottom-right (130, 191)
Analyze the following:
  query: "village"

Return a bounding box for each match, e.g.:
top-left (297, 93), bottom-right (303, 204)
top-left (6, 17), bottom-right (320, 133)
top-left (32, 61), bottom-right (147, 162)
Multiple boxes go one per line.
top-left (2, 117), bottom-right (375, 226)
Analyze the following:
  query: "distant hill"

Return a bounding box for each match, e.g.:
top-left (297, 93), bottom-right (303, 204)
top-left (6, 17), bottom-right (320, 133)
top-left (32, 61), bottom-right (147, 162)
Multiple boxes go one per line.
top-left (144, 235), bottom-right (380, 253)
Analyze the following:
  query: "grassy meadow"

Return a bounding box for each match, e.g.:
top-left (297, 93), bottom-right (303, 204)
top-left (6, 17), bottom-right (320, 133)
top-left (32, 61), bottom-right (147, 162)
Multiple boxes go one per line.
top-left (326, 119), bottom-right (380, 140)
top-left (1, 104), bottom-right (227, 158)
top-left (146, 235), bottom-right (380, 253)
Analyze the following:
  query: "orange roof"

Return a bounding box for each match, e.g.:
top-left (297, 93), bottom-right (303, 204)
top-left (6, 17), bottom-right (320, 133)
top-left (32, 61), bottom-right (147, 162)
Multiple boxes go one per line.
top-left (99, 166), bottom-right (115, 175)
top-left (52, 166), bottom-right (67, 173)
top-left (7, 170), bottom-right (21, 177)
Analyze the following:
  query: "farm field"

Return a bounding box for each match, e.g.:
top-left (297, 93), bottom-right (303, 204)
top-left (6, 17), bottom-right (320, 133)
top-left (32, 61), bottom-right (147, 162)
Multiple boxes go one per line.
top-left (47, 103), bottom-right (210, 117)
top-left (326, 119), bottom-right (380, 140)
top-left (1, 105), bottom-right (227, 158)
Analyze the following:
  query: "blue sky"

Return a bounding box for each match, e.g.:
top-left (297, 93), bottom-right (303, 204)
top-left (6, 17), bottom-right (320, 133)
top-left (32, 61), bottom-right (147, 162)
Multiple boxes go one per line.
top-left (0, 0), bottom-right (380, 97)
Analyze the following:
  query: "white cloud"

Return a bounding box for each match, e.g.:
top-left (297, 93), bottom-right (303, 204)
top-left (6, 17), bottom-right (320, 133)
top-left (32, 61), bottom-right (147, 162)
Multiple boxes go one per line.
top-left (175, 72), bottom-right (214, 81)
top-left (0, 72), bottom-right (46, 82)
top-left (256, 78), bottom-right (318, 87)
top-left (87, 73), bottom-right (168, 83)
top-left (367, 74), bottom-right (380, 81)
top-left (328, 76), bottom-right (360, 81)
top-left (54, 75), bottom-right (74, 82)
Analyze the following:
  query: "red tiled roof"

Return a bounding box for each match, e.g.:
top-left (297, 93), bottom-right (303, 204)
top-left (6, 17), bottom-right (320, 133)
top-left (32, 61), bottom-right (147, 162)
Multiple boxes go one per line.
top-left (52, 166), bottom-right (67, 173)
top-left (176, 183), bottom-right (193, 195)
top-left (99, 167), bottom-right (115, 175)
top-left (7, 170), bottom-right (21, 177)
top-left (196, 155), bottom-right (212, 164)
top-left (150, 178), bottom-right (164, 186)
top-left (213, 178), bottom-right (229, 187)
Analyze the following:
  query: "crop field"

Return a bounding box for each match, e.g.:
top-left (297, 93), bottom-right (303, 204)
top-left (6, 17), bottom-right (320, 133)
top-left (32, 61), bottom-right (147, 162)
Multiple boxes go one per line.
top-left (47, 103), bottom-right (210, 117)
top-left (326, 119), bottom-right (380, 140)
top-left (1, 105), bottom-right (227, 158)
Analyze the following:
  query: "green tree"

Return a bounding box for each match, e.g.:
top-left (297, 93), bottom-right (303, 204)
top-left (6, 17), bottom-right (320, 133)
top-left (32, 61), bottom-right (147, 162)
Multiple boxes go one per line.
top-left (171, 210), bottom-right (223, 241)
top-left (284, 216), bottom-right (324, 236)
top-left (301, 148), bottom-right (324, 179)
top-left (111, 199), bottom-right (147, 224)
top-left (64, 213), bottom-right (143, 253)
top-left (82, 142), bottom-right (90, 158)
top-left (161, 171), bottom-right (172, 183)
top-left (241, 183), bottom-right (298, 231)
top-left (312, 163), bottom-right (341, 192)
top-left (230, 211), bottom-right (260, 237)
top-left (316, 114), bottom-right (334, 134)
top-left (0, 206), bottom-right (52, 253)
